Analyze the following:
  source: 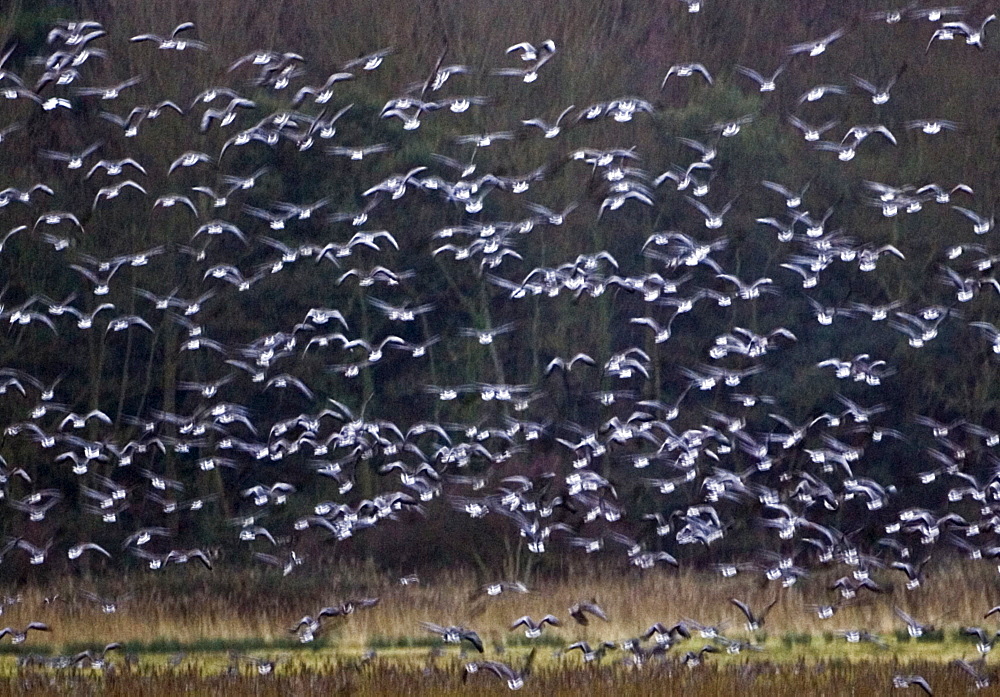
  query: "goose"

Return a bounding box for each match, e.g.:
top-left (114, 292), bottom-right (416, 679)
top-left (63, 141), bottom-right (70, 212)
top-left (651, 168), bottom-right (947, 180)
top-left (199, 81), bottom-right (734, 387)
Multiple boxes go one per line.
top-left (851, 64), bottom-right (906, 104)
top-left (916, 182), bottom-right (972, 204)
top-left (682, 644), bottom-right (721, 666)
top-left (797, 84), bottom-right (847, 104)
top-left (893, 675), bottom-right (933, 695)
top-left (910, 6), bottom-right (964, 22)
top-left (677, 136), bottom-right (717, 163)
top-left (420, 622), bottom-right (484, 652)
top-left (341, 47), bottom-right (392, 72)
top-left (130, 22), bottom-right (206, 50)
top-left (39, 142), bottom-right (103, 170)
top-left (893, 606), bottom-right (934, 637)
top-left (80, 590), bottom-right (132, 614)
top-left (505, 40), bottom-right (556, 62)
top-left (0, 84), bottom-right (44, 104)
top-left (470, 581), bottom-right (529, 600)
top-left (604, 97), bottom-right (654, 123)
top-left (92, 180), bottom-right (147, 210)
top-left (735, 63), bottom-right (785, 91)
top-left (47, 23), bottom-right (106, 48)
top-left (962, 626), bottom-right (1000, 654)
top-left (168, 151), bottom-right (213, 175)
top-left (67, 542), bottom-right (111, 561)
top-left (952, 205), bottom-right (994, 234)
top-left (493, 50), bottom-right (554, 83)
top-left (954, 658), bottom-right (991, 689)
top-left (787, 115), bottom-right (839, 142)
top-left (805, 598), bottom-right (853, 620)
top-left (454, 130), bottom-right (514, 148)
top-left (86, 158), bottom-right (147, 179)
top-left (458, 322), bottom-right (516, 345)
top-left (0, 184), bottom-right (53, 207)
top-left (866, 5), bottom-right (912, 23)
top-left (710, 114), bottom-right (752, 137)
top-left (0, 623), bottom-right (49, 644)
top-left (762, 180), bottom-right (809, 208)
top-left (291, 72), bottom-right (354, 107)
top-left (642, 621), bottom-right (691, 643)
top-left (564, 640), bottom-right (616, 662)
top-left (837, 629), bottom-right (888, 648)
top-left (509, 614), bottom-right (560, 638)
top-left (598, 189), bottom-right (654, 217)
top-left (522, 105), bottom-right (575, 138)
top-left (940, 14), bottom-right (996, 48)
top-left (813, 139), bottom-right (856, 161)
top-left (199, 97), bottom-right (257, 132)
top-left (843, 123), bottom-right (897, 146)
top-left (316, 597), bottom-right (379, 617)
top-left (730, 596), bottom-right (779, 631)
top-left (525, 201), bottom-right (578, 226)
top-left (787, 27), bottom-right (846, 56)
top-left (684, 196), bottom-right (734, 229)
top-left (661, 62), bottom-right (713, 87)
top-left (326, 142), bottom-right (392, 160)
top-left (463, 650), bottom-right (534, 690)
top-left (74, 76), bottom-right (142, 100)
top-left (72, 642), bottom-right (122, 669)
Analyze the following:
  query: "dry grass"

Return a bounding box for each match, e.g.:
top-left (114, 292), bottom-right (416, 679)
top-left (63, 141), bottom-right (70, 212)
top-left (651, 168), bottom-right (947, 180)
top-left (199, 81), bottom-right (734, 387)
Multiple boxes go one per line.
top-left (0, 659), bottom-right (987, 696)
top-left (0, 559), bottom-right (995, 655)
top-left (0, 563), bottom-right (991, 693)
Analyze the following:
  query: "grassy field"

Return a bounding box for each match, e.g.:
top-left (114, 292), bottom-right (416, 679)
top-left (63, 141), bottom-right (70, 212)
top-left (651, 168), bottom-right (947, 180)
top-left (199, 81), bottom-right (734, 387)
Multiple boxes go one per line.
top-left (0, 658), bottom-right (986, 696)
top-left (0, 560), bottom-right (995, 649)
top-left (0, 560), bottom-right (993, 696)
top-left (21, 554), bottom-right (984, 689)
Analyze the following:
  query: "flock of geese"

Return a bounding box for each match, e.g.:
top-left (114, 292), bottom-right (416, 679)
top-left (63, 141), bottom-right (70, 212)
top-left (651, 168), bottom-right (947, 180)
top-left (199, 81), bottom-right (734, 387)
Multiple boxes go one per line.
top-left (1, 5), bottom-right (1000, 692)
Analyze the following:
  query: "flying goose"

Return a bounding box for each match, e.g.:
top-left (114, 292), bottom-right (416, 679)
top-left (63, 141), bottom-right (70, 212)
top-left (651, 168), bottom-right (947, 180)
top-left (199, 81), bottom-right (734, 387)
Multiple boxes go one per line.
top-left (797, 84), bottom-right (847, 104)
top-left (493, 50), bottom-right (554, 83)
top-left (564, 640), bottom-right (616, 662)
top-left (168, 151), bottom-right (213, 175)
top-left (661, 62), bottom-right (713, 87)
top-left (787, 115), bottom-right (839, 142)
top-left (509, 614), bottom-right (560, 638)
top-left (505, 40), bottom-right (556, 62)
top-left (951, 205), bottom-right (994, 234)
top-left (963, 626), bottom-right (1000, 654)
top-left (72, 642), bottom-right (122, 668)
top-left (130, 22), bottom-right (206, 50)
top-left (522, 105), bottom-right (575, 138)
top-left (787, 27), bottom-right (846, 56)
top-left (892, 675), bottom-right (933, 695)
top-left (341, 47), bottom-right (392, 71)
top-left (420, 622), bottom-right (484, 652)
top-left (730, 596), bottom-right (779, 631)
top-left (893, 606), bottom-right (934, 638)
top-left (67, 542), bottom-right (111, 561)
top-left (469, 581), bottom-right (529, 600)
top-left (735, 63), bottom-right (785, 91)
top-left (0, 622), bottom-right (49, 644)
top-left (954, 657), bottom-right (991, 689)
top-left (682, 644), bottom-right (721, 666)
top-left (463, 649), bottom-right (535, 690)
top-left (762, 180), bottom-right (809, 208)
top-left (74, 75), bottom-right (142, 99)
top-left (851, 64), bottom-right (906, 104)
top-left (940, 14), bottom-right (996, 49)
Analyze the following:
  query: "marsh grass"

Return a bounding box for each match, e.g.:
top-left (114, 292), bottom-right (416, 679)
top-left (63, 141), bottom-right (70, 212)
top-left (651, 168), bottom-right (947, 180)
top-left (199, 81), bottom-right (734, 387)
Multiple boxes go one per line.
top-left (0, 559), bottom-right (994, 664)
top-left (0, 658), bottom-right (987, 696)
